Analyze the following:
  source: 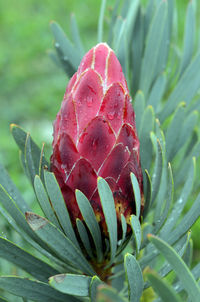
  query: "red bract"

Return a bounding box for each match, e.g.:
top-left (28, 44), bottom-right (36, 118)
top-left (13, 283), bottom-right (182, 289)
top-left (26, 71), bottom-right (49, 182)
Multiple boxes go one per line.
top-left (50, 43), bottom-right (143, 236)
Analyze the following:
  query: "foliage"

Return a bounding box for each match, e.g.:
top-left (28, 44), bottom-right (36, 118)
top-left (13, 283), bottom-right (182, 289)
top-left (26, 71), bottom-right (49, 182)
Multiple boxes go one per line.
top-left (0, 0), bottom-right (200, 301)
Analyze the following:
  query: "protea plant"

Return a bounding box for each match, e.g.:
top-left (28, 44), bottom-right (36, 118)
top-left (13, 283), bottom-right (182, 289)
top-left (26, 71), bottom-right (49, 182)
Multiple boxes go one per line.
top-left (0, 0), bottom-right (200, 301)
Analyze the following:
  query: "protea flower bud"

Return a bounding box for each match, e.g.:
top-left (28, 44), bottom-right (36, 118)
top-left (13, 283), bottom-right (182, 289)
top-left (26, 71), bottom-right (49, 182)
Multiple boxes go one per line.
top-left (50, 43), bottom-right (143, 237)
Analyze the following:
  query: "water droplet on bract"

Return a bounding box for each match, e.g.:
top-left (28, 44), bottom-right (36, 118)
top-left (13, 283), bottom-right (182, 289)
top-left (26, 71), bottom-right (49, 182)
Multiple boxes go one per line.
top-left (86, 96), bottom-right (93, 107)
top-left (55, 42), bottom-right (59, 48)
top-left (107, 111), bottom-right (115, 120)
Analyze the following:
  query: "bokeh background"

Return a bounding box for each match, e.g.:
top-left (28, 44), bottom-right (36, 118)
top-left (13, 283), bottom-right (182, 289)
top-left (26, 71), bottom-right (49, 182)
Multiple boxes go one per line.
top-left (0, 0), bottom-right (199, 280)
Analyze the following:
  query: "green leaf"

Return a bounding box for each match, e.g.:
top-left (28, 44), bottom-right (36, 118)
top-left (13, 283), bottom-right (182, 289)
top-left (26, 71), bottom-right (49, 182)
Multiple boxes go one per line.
top-left (49, 274), bottom-right (92, 297)
top-left (75, 190), bottom-right (103, 262)
top-left (179, 0), bottom-right (196, 75)
top-left (125, 253), bottom-right (143, 302)
top-left (10, 124), bottom-right (49, 184)
top-left (76, 218), bottom-right (93, 259)
top-left (147, 272), bottom-right (182, 302)
top-left (167, 193), bottom-right (200, 246)
top-left (176, 141), bottom-right (200, 185)
top-left (98, 0), bottom-right (106, 43)
top-left (0, 277), bottom-right (79, 302)
top-left (161, 158), bottom-right (196, 238)
top-left (148, 235), bottom-right (200, 302)
top-left (97, 177), bottom-right (117, 265)
top-left (96, 285), bottom-right (127, 302)
top-left (143, 170), bottom-right (152, 219)
top-left (147, 72), bottom-right (167, 112)
top-left (89, 276), bottom-right (102, 302)
top-left (70, 14), bottom-right (84, 57)
top-left (131, 7), bottom-right (144, 93)
top-left (139, 105), bottom-right (155, 171)
top-left (160, 50), bottom-right (200, 121)
top-left (174, 262), bottom-right (200, 293)
top-left (0, 297), bottom-right (8, 302)
top-left (120, 214), bottom-right (127, 245)
top-left (150, 137), bottom-right (163, 205)
top-left (108, 0), bottom-right (121, 45)
top-left (26, 212), bottom-right (95, 276)
top-left (44, 171), bottom-right (79, 249)
top-left (165, 103), bottom-right (185, 162)
top-left (154, 163), bottom-right (173, 234)
top-left (130, 173), bottom-right (141, 218)
top-left (139, 0), bottom-right (167, 97)
top-left (0, 237), bottom-right (58, 282)
top-left (0, 164), bottom-right (30, 213)
top-left (130, 215), bottom-right (141, 254)
top-left (34, 175), bottom-right (61, 229)
top-left (158, 233), bottom-right (191, 280)
top-left (133, 90), bottom-right (145, 133)
top-left (50, 21), bottom-right (81, 75)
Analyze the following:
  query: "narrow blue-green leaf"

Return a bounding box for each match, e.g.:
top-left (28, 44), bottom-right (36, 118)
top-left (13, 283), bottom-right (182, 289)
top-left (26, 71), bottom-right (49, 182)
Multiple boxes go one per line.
top-left (98, 0), bottom-right (106, 43)
top-left (147, 72), bottom-right (167, 111)
top-left (130, 173), bottom-right (141, 218)
top-left (154, 163), bottom-right (173, 234)
top-left (44, 171), bottom-right (79, 249)
top-left (26, 212), bottom-right (95, 276)
top-left (158, 233), bottom-right (191, 280)
top-left (161, 158), bottom-right (196, 237)
top-left (98, 177), bottom-right (117, 265)
top-left (176, 141), bottom-right (200, 186)
top-left (34, 175), bottom-right (60, 229)
top-left (131, 8), bottom-right (144, 93)
top-left (130, 215), bottom-right (141, 254)
top-left (0, 184), bottom-right (38, 242)
top-left (0, 164), bottom-right (30, 213)
top-left (150, 137), bottom-right (163, 205)
top-left (108, 0), bottom-right (121, 45)
top-left (0, 277), bottom-right (79, 302)
top-left (147, 272), bottom-right (182, 302)
top-left (139, 0), bottom-right (167, 97)
top-left (143, 170), bottom-right (152, 219)
top-left (89, 276), bottom-right (102, 302)
top-left (125, 253), bottom-right (143, 302)
top-left (160, 50), bottom-right (200, 121)
top-left (75, 189), bottom-right (103, 262)
top-left (49, 274), bottom-right (92, 297)
top-left (167, 193), bottom-right (200, 246)
top-left (96, 285), bottom-right (127, 302)
top-left (154, 12), bottom-right (169, 77)
top-left (0, 297), bottom-right (8, 302)
top-left (124, 0), bottom-right (140, 46)
top-left (25, 134), bottom-right (38, 184)
top-left (165, 103), bottom-right (185, 162)
top-left (133, 90), bottom-right (145, 132)
top-left (121, 214), bottom-right (127, 245)
top-left (148, 235), bottom-right (200, 302)
top-left (139, 105), bottom-right (155, 171)
top-left (70, 14), bottom-right (84, 56)
top-left (144, 0), bottom-right (157, 37)
top-left (175, 110), bottom-right (198, 155)
top-left (174, 262), bottom-right (200, 293)
top-left (183, 239), bottom-right (193, 268)
top-left (76, 218), bottom-right (93, 259)
top-left (11, 124), bottom-right (49, 182)
top-left (50, 21), bottom-right (81, 70)
top-left (179, 0), bottom-right (196, 75)
top-left (0, 236), bottom-right (58, 282)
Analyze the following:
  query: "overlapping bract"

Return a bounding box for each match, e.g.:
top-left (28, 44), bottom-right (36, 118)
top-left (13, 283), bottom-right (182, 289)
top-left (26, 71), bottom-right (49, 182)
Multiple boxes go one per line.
top-left (50, 43), bottom-right (143, 234)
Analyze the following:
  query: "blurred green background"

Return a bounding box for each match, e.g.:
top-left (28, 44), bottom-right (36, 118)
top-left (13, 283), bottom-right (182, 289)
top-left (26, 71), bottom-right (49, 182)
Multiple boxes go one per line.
top-left (0, 0), bottom-right (199, 281)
